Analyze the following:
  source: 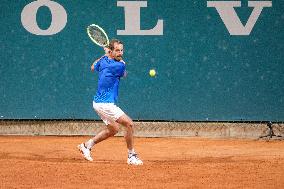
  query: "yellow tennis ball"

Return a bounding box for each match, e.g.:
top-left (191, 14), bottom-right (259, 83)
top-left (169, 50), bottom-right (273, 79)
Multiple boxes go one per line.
top-left (149, 69), bottom-right (156, 77)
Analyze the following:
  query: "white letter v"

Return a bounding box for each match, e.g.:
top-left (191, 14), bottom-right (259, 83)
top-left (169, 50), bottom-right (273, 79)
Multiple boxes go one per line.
top-left (207, 1), bottom-right (272, 35)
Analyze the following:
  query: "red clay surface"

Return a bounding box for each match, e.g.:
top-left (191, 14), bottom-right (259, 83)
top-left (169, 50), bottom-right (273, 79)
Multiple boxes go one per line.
top-left (0, 136), bottom-right (283, 189)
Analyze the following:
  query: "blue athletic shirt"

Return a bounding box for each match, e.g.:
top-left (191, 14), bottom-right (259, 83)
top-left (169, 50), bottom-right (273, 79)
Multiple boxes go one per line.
top-left (93, 56), bottom-right (126, 103)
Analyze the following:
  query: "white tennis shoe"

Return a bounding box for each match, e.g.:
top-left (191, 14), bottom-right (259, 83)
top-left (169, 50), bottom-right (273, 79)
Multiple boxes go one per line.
top-left (78, 143), bottom-right (93, 161)
top-left (127, 153), bottom-right (143, 165)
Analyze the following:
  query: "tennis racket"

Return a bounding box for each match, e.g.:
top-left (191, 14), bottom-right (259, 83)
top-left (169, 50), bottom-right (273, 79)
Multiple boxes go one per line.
top-left (87, 24), bottom-right (109, 47)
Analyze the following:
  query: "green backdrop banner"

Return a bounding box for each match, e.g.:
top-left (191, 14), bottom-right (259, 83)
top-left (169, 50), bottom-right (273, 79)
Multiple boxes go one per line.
top-left (1, 0), bottom-right (283, 121)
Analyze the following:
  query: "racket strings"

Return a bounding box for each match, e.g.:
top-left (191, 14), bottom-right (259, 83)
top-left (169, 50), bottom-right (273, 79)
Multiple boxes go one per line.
top-left (88, 26), bottom-right (108, 46)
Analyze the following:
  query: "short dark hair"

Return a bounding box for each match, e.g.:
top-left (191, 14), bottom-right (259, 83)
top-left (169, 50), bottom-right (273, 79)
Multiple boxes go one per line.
top-left (109, 39), bottom-right (123, 50)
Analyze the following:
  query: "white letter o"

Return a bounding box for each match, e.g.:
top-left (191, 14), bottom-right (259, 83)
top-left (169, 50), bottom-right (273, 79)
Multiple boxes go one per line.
top-left (21, 0), bottom-right (67, 35)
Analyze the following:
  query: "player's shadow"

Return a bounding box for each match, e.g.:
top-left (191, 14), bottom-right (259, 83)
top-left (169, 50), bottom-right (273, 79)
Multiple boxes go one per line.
top-left (0, 152), bottom-right (126, 164)
top-left (258, 122), bottom-right (283, 141)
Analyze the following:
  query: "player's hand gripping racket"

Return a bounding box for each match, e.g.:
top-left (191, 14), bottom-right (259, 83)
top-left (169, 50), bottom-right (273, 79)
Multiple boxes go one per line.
top-left (87, 24), bottom-right (109, 47)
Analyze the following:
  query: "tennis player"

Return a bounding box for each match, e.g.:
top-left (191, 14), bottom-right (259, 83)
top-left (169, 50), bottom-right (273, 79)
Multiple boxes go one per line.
top-left (78, 39), bottom-right (143, 165)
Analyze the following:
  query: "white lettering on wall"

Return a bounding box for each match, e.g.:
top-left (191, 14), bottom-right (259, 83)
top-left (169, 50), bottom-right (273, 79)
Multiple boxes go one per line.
top-left (117, 1), bottom-right (163, 35)
top-left (21, 0), bottom-right (67, 35)
top-left (207, 1), bottom-right (272, 35)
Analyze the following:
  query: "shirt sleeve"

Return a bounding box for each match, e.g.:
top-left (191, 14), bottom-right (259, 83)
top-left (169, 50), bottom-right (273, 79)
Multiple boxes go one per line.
top-left (121, 65), bottom-right (126, 77)
top-left (94, 56), bottom-right (106, 72)
top-left (120, 60), bottom-right (126, 77)
top-left (94, 61), bottom-right (100, 72)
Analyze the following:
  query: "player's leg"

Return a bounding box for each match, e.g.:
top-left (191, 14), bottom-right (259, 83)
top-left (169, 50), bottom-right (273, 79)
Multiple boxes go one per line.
top-left (116, 114), bottom-right (143, 165)
top-left (84, 102), bottom-right (120, 149)
top-left (78, 122), bottom-right (119, 162)
top-left (86, 122), bottom-right (120, 147)
top-left (116, 114), bottom-right (134, 150)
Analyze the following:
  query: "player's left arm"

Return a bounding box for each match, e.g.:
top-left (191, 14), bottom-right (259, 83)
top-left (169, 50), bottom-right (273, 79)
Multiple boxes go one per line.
top-left (120, 60), bottom-right (127, 77)
top-left (91, 55), bottom-right (105, 72)
top-left (91, 47), bottom-right (111, 71)
top-left (91, 59), bottom-right (99, 72)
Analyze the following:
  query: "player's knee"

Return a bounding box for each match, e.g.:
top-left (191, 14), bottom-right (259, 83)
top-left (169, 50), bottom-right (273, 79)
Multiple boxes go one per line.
top-left (108, 125), bottom-right (119, 136)
top-left (110, 130), bottom-right (118, 136)
top-left (113, 126), bottom-right (119, 135)
top-left (107, 130), bottom-right (117, 137)
top-left (126, 121), bottom-right (134, 129)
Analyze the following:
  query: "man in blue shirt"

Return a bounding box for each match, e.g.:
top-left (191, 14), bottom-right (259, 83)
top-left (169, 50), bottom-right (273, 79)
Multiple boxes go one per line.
top-left (78, 39), bottom-right (143, 165)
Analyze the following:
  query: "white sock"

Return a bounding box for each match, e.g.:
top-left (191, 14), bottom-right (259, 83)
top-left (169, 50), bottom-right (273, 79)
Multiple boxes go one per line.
top-left (85, 139), bottom-right (95, 150)
top-left (128, 149), bottom-right (135, 154)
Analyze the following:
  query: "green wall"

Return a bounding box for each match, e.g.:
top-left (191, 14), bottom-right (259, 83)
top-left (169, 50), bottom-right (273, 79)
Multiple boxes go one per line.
top-left (1, 0), bottom-right (283, 121)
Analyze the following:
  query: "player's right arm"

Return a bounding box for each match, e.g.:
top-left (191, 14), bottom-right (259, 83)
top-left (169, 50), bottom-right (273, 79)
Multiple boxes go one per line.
top-left (104, 47), bottom-right (110, 57)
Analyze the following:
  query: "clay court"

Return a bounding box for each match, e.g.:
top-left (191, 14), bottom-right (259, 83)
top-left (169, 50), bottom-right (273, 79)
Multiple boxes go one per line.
top-left (0, 136), bottom-right (283, 189)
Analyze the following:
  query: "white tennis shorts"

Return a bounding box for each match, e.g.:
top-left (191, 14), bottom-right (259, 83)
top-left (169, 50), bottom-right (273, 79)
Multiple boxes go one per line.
top-left (93, 102), bottom-right (125, 125)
